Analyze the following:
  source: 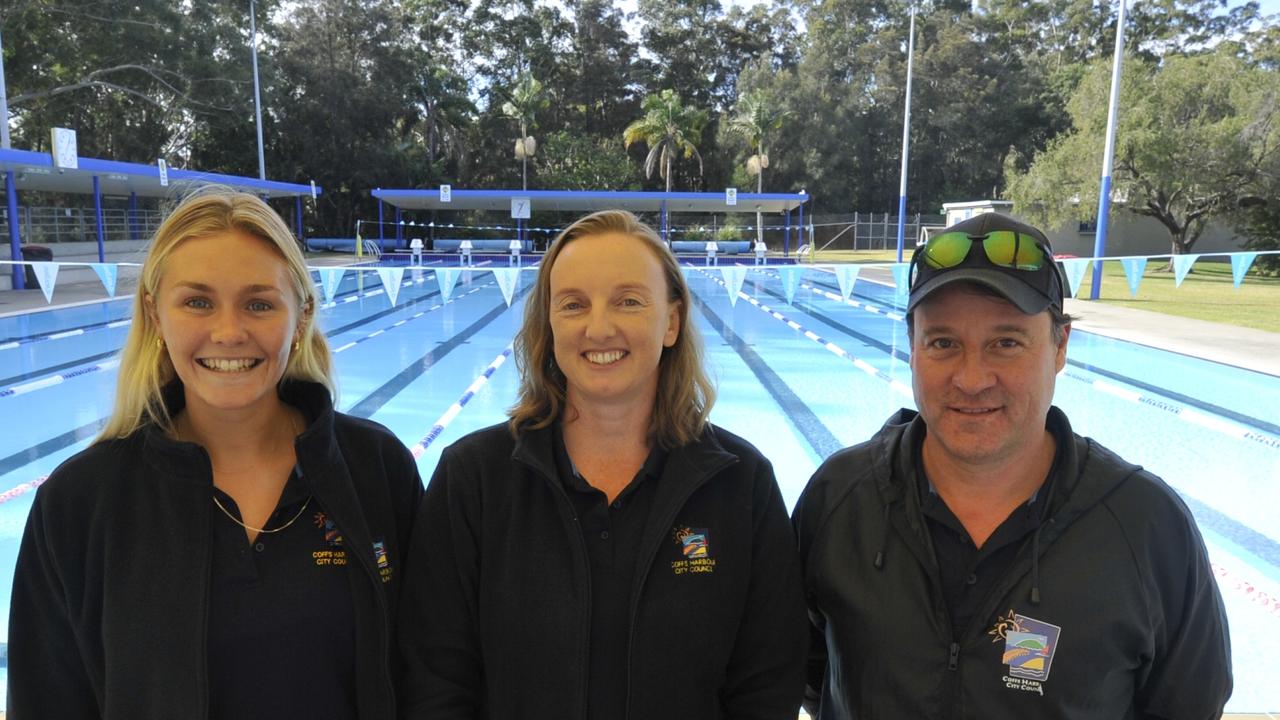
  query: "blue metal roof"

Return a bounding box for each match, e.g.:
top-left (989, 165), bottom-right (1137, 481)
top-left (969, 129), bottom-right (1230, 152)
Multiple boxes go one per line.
top-left (371, 188), bottom-right (809, 214)
top-left (0, 148), bottom-right (320, 199)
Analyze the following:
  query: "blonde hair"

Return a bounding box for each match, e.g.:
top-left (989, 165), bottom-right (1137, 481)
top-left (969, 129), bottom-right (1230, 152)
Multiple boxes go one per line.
top-left (99, 187), bottom-right (334, 441)
top-left (508, 209), bottom-right (715, 448)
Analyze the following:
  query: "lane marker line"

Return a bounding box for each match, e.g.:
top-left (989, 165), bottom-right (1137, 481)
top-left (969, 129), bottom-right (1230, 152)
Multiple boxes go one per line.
top-left (408, 345), bottom-right (514, 458)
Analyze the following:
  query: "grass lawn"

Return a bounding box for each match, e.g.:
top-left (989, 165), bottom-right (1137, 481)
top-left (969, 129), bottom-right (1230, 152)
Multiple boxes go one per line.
top-left (791, 250), bottom-right (1279, 334)
top-left (1071, 260), bottom-right (1280, 333)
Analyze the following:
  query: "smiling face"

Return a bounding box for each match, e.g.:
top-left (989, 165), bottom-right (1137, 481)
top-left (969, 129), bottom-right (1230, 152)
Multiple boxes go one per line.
top-left (149, 230), bottom-right (305, 422)
top-left (549, 231), bottom-right (681, 417)
top-left (909, 283), bottom-right (1069, 469)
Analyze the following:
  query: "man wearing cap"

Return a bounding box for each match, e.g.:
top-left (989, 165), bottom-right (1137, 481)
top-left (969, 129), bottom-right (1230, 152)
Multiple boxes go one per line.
top-left (793, 213), bottom-right (1231, 719)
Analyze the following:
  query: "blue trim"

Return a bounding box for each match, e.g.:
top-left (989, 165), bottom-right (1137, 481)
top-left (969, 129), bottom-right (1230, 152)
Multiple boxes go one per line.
top-left (371, 188), bottom-right (808, 203)
top-left (1091, 176), bottom-right (1113, 300)
top-left (128, 192), bottom-right (138, 241)
top-left (895, 194), bottom-right (908, 263)
top-left (92, 175), bottom-right (105, 262)
top-left (6, 170), bottom-right (23, 290)
top-left (0, 148), bottom-right (319, 198)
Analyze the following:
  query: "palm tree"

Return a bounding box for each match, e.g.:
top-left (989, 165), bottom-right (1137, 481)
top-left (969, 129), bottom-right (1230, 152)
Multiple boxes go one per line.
top-left (500, 73), bottom-right (547, 190)
top-left (623, 89), bottom-right (708, 193)
top-left (725, 89), bottom-right (789, 246)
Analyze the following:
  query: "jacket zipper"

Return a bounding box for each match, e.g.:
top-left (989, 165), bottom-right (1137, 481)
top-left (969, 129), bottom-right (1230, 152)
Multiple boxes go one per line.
top-left (335, 511), bottom-right (397, 718)
top-left (622, 455), bottom-right (736, 720)
top-left (539, 469), bottom-right (595, 720)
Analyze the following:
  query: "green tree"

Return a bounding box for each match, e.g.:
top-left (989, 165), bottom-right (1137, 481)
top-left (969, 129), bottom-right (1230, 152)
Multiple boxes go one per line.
top-left (538, 132), bottom-right (636, 190)
top-left (1007, 49), bottom-right (1280, 259)
top-left (724, 88), bottom-right (788, 244)
top-left (623, 89), bottom-right (708, 193)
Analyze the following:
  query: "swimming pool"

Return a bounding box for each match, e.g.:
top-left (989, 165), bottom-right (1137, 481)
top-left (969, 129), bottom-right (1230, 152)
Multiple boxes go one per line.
top-left (1, 261), bottom-right (1276, 710)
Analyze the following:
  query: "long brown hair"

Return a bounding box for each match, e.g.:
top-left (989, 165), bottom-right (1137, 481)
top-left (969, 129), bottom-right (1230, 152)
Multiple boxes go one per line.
top-left (99, 187), bottom-right (333, 441)
top-left (508, 210), bottom-right (715, 447)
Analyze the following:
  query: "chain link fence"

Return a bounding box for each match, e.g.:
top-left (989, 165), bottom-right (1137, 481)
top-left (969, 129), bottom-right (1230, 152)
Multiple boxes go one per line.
top-left (810, 212), bottom-right (946, 252)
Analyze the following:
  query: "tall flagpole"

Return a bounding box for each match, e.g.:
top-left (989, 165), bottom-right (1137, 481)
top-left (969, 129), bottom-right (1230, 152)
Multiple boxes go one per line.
top-left (250, 0), bottom-right (267, 180)
top-left (0, 29), bottom-right (12, 149)
top-left (895, 2), bottom-right (917, 263)
top-left (1089, 0), bottom-right (1129, 300)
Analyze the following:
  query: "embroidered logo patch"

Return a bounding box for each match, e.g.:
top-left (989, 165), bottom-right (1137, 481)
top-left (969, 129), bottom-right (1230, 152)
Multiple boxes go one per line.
top-left (989, 610), bottom-right (1062, 692)
top-left (373, 538), bottom-right (393, 583)
top-left (671, 526), bottom-right (716, 575)
top-left (314, 511), bottom-right (344, 547)
top-left (677, 527), bottom-right (710, 557)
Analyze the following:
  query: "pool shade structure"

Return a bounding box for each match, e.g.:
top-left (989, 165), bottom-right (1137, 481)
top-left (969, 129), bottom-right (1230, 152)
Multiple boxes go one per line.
top-left (369, 188), bottom-right (811, 255)
top-left (1, 147), bottom-right (320, 290)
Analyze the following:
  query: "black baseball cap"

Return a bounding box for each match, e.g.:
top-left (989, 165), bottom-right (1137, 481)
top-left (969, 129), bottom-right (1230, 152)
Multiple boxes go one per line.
top-left (907, 212), bottom-right (1064, 315)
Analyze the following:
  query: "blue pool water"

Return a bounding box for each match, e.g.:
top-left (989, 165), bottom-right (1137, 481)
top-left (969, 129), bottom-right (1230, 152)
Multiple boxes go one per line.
top-left (0, 261), bottom-right (1276, 710)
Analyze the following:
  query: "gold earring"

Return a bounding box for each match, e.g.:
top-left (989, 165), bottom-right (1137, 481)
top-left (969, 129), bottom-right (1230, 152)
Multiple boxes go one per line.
top-left (292, 339), bottom-right (300, 353)
top-left (155, 337), bottom-right (165, 351)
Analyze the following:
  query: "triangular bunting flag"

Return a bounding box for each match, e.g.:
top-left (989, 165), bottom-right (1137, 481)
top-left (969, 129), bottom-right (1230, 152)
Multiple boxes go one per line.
top-left (1119, 257), bottom-right (1147, 297)
top-left (891, 263), bottom-right (911, 297)
top-left (89, 263), bottom-right (118, 297)
top-left (720, 265), bottom-right (748, 306)
top-left (778, 266), bottom-right (803, 305)
top-left (318, 268), bottom-right (346, 304)
top-left (833, 265), bottom-right (861, 301)
top-left (32, 262), bottom-right (59, 304)
top-left (493, 267), bottom-right (520, 307)
top-left (1059, 258), bottom-right (1092, 299)
top-left (1172, 254), bottom-right (1199, 288)
top-left (375, 267), bottom-right (406, 306)
top-left (436, 268), bottom-right (460, 301)
top-left (1230, 252), bottom-right (1259, 288)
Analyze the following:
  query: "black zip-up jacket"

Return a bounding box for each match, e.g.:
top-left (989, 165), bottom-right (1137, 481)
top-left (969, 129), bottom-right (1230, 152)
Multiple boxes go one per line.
top-left (7, 381), bottom-right (423, 719)
top-left (794, 407), bottom-right (1231, 720)
top-left (398, 422), bottom-right (807, 720)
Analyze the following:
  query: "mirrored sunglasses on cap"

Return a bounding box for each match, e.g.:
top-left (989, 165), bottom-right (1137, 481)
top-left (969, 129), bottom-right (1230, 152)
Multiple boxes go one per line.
top-left (908, 227), bottom-right (1064, 313)
top-left (921, 230), bottom-right (1048, 272)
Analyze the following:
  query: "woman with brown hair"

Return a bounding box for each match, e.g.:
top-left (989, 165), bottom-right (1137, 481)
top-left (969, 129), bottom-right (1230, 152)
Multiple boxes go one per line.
top-left (8, 188), bottom-right (421, 719)
top-left (399, 209), bottom-right (806, 720)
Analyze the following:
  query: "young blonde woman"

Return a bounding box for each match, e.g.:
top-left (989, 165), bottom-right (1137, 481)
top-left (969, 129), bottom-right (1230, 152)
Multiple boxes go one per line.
top-left (8, 189), bottom-right (421, 720)
top-left (399, 210), bottom-right (807, 720)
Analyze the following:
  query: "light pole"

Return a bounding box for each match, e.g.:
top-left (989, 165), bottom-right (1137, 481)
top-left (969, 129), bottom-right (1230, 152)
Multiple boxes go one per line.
top-left (895, 2), bottom-right (917, 263)
top-left (1089, 0), bottom-right (1130, 300)
top-left (1, 28), bottom-right (11, 149)
top-left (250, 0), bottom-right (267, 180)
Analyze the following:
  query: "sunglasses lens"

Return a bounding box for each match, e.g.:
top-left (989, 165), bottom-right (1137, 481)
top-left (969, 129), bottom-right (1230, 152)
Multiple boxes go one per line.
top-left (983, 231), bottom-right (1046, 270)
top-left (923, 232), bottom-right (973, 269)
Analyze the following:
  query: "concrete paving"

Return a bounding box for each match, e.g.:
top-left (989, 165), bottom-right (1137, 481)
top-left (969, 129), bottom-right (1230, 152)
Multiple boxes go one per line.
top-left (1064, 297), bottom-right (1280, 378)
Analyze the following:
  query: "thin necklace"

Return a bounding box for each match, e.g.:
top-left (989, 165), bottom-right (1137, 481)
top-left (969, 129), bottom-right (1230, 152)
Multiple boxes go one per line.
top-left (205, 409), bottom-right (309, 535)
top-left (213, 491), bottom-right (311, 534)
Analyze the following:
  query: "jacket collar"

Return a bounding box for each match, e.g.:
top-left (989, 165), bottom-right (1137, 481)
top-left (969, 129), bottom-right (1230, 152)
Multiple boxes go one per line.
top-left (142, 380), bottom-right (339, 484)
top-left (511, 422), bottom-right (740, 500)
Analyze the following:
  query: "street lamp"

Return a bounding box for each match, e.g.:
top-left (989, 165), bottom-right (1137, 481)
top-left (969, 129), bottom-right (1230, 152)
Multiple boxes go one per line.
top-left (895, 2), bottom-right (917, 263)
top-left (250, 0), bottom-right (267, 180)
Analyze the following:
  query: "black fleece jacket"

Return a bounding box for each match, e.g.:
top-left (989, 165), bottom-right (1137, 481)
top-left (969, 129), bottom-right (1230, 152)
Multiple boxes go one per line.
top-left (794, 407), bottom-right (1232, 720)
top-left (398, 422), bottom-right (808, 720)
top-left (7, 381), bottom-right (422, 719)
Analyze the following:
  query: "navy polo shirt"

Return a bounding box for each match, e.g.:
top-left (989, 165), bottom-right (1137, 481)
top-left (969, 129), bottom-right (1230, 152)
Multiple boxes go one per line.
top-left (207, 465), bottom-right (357, 720)
top-left (553, 425), bottom-right (666, 720)
top-left (914, 417), bottom-right (1068, 636)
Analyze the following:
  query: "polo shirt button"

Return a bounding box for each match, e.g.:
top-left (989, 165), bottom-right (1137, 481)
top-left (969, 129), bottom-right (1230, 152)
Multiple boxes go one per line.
top-left (255, 542), bottom-right (265, 553)
top-left (966, 573), bottom-right (978, 585)
top-left (612, 500), bottom-right (622, 509)
top-left (600, 530), bottom-right (610, 540)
